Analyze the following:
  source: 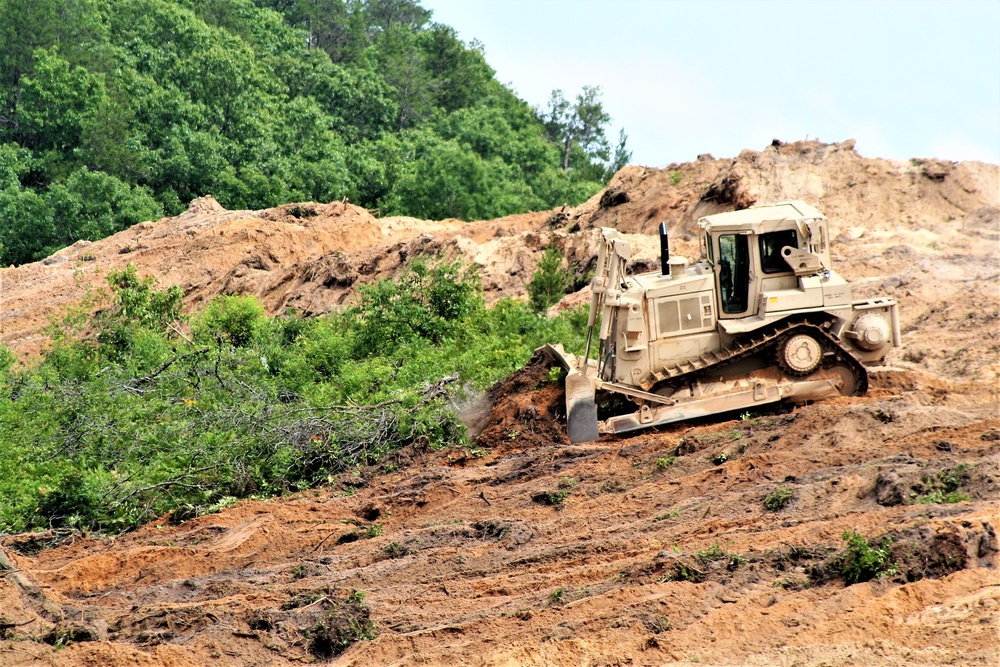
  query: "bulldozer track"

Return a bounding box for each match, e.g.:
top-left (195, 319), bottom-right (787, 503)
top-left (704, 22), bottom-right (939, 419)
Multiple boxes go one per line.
top-left (647, 317), bottom-right (869, 397)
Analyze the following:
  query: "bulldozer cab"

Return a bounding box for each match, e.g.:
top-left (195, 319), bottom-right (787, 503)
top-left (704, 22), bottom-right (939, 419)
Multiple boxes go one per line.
top-left (700, 201), bottom-right (830, 319)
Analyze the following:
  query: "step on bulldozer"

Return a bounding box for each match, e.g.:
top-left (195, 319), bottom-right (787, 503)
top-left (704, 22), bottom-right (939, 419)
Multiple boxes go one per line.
top-left (541, 200), bottom-right (900, 443)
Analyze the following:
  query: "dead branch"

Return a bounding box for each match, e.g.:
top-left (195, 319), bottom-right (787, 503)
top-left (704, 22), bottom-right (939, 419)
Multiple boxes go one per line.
top-left (127, 347), bottom-right (209, 390)
top-left (108, 465), bottom-right (220, 509)
top-left (0, 545), bottom-right (37, 593)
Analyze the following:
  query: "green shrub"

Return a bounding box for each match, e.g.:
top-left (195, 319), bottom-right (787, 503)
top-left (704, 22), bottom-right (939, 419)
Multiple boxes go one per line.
top-left (0, 344), bottom-right (16, 374)
top-left (195, 295), bottom-right (266, 348)
top-left (655, 456), bottom-right (675, 470)
top-left (840, 531), bottom-right (898, 584)
top-left (915, 463), bottom-right (974, 504)
top-left (763, 486), bottom-right (794, 511)
top-left (351, 260), bottom-right (483, 357)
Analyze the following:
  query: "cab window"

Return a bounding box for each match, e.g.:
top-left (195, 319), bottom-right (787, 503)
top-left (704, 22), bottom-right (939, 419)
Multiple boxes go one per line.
top-left (759, 229), bottom-right (798, 274)
top-left (718, 233), bottom-right (749, 313)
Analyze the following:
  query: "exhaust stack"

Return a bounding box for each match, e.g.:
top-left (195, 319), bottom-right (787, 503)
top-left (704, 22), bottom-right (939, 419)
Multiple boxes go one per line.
top-left (659, 222), bottom-right (670, 275)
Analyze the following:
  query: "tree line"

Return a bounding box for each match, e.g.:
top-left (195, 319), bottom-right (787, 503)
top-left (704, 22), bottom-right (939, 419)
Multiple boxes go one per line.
top-left (0, 0), bottom-right (629, 266)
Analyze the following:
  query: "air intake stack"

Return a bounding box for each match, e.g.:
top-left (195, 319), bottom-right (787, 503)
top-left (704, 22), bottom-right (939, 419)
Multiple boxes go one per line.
top-left (659, 222), bottom-right (670, 275)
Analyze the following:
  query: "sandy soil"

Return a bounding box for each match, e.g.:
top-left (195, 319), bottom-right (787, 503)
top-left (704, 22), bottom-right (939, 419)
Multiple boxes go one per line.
top-left (0, 140), bottom-right (997, 666)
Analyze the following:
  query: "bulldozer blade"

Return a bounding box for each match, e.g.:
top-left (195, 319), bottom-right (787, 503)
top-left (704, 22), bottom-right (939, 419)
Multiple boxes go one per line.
top-left (565, 372), bottom-right (600, 444)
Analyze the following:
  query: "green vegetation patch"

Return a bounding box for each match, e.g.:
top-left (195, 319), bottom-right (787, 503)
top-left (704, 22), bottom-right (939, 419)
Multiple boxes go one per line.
top-left (763, 486), bottom-right (794, 511)
top-left (0, 261), bottom-right (586, 533)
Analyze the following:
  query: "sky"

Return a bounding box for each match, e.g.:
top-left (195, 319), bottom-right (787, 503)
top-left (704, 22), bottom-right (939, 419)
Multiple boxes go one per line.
top-left (421, 0), bottom-right (1000, 168)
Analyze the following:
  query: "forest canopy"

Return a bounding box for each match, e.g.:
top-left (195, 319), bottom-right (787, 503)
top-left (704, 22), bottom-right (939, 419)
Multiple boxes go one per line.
top-left (0, 0), bottom-right (629, 266)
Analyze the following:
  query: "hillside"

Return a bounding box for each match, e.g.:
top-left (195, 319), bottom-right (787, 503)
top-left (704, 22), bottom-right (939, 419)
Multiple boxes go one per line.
top-left (0, 140), bottom-right (998, 666)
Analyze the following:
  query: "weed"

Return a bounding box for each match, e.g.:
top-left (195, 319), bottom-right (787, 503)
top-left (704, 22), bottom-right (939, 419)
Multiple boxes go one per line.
top-left (535, 478), bottom-right (576, 506)
top-left (668, 562), bottom-right (703, 582)
top-left (740, 411), bottom-right (757, 421)
top-left (641, 613), bottom-right (671, 633)
top-left (695, 544), bottom-right (725, 564)
top-left (656, 506), bottom-right (683, 521)
top-left (915, 463), bottom-right (974, 504)
top-left (550, 588), bottom-right (565, 604)
top-left (763, 486), bottom-right (794, 511)
top-left (303, 602), bottom-right (377, 659)
top-left (599, 479), bottom-right (627, 493)
top-left (291, 564), bottom-right (307, 580)
top-left (669, 170), bottom-right (683, 186)
top-left (916, 489), bottom-right (971, 504)
top-left (382, 542), bottom-right (409, 559)
top-left (711, 452), bottom-right (729, 465)
top-left (840, 531), bottom-right (898, 584)
top-left (773, 576), bottom-right (810, 591)
top-left (347, 590), bottom-right (366, 604)
top-left (366, 523), bottom-right (383, 538)
top-left (655, 456), bottom-right (676, 470)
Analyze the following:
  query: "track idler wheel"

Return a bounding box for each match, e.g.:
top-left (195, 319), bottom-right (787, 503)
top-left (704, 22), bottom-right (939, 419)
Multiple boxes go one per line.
top-left (828, 363), bottom-right (863, 396)
top-left (778, 333), bottom-right (824, 375)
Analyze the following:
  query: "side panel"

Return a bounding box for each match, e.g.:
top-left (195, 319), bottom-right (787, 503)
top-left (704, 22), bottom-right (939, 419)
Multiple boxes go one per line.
top-left (650, 331), bottom-right (721, 372)
top-left (651, 290), bottom-right (715, 338)
top-left (760, 276), bottom-right (825, 314)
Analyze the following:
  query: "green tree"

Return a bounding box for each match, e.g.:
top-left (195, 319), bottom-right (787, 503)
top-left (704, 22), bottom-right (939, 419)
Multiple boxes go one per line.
top-left (528, 245), bottom-right (571, 313)
top-left (542, 85), bottom-right (613, 173)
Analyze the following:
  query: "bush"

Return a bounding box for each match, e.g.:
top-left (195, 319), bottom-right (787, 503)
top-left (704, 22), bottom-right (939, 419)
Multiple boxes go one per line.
top-left (97, 264), bottom-right (183, 362)
top-left (350, 260), bottom-right (483, 357)
top-left (763, 486), bottom-right (794, 511)
top-left (195, 295), bottom-right (266, 348)
top-left (840, 531), bottom-right (898, 584)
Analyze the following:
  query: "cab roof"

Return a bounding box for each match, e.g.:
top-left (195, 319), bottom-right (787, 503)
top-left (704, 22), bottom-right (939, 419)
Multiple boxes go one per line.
top-left (698, 200), bottom-right (826, 231)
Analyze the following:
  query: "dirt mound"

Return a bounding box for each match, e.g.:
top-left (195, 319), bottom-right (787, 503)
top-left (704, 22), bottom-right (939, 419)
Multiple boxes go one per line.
top-left (473, 354), bottom-right (569, 453)
top-left (1, 141), bottom-right (998, 665)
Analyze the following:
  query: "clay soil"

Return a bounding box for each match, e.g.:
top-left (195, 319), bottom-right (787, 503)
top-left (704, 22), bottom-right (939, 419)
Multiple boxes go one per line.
top-left (1, 140), bottom-right (998, 666)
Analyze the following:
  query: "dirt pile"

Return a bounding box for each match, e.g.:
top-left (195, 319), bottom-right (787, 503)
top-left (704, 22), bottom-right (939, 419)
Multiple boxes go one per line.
top-left (1, 140), bottom-right (998, 666)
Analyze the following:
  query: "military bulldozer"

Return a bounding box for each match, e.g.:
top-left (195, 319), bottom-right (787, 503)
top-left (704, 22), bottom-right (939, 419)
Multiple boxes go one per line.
top-left (542, 200), bottom-right (900, 443)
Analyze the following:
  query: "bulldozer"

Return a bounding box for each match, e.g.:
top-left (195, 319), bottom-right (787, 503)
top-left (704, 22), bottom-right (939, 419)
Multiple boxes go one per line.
top-left (541, 200), bottom-right (900, 443)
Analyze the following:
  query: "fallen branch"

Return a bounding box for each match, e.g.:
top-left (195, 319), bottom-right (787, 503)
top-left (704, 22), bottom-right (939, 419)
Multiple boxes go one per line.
top-left (0, 545), bottom-right (38, 593)
top-left (127, 347), bottom-right (209, 390)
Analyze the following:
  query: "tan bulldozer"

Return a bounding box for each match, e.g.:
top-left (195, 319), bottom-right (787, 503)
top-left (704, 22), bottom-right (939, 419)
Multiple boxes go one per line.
top-left (541, 200), bottom-right (900, 443)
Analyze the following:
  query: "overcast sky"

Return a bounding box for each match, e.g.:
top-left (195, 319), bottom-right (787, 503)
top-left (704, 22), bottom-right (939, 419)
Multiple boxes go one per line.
top-left (421, 0), bottom-right (1000, 168)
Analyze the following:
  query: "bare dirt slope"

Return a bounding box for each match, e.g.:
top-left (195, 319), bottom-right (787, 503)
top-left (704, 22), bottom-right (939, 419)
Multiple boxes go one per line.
top-left (1, 140), bottom-right (998, 666)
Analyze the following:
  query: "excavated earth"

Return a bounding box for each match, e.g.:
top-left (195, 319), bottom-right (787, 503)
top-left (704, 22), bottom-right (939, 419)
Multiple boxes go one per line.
top-left (1, 140), bottom-right (998, 666)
